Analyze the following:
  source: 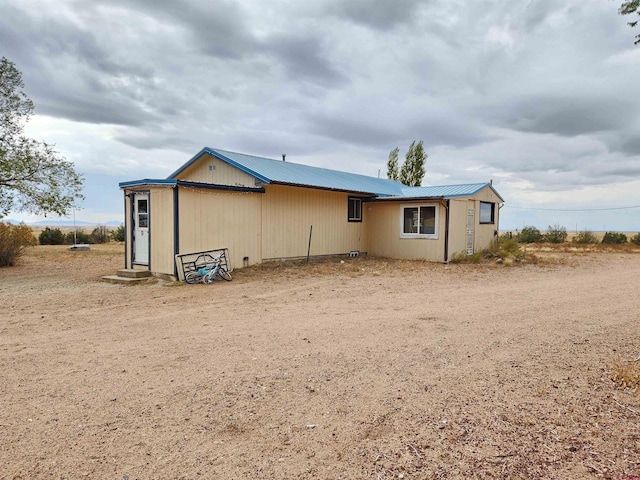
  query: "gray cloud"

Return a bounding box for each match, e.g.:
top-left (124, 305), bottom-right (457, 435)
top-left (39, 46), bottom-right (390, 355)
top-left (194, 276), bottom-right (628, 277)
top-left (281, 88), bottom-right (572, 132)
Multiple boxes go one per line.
top-left (324, 0), bottom-right (424, 30)
top-left (496, 96), bottom-right (633, 137)
top-left (104, 0), bottom-right (257, 59)
top-left (262, 34), bottom-right (348, 87)
top-left (620, 136), bottom-right (640, 156)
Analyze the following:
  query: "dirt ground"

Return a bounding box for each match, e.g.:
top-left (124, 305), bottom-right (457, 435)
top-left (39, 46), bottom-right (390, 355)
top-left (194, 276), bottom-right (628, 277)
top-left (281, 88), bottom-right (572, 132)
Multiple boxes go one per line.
top-left (1, 245), bottom-right (639, 479)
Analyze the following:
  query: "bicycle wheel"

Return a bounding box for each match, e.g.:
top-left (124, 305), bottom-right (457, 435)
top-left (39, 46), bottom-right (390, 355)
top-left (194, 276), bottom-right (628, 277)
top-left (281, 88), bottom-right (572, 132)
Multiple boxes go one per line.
top-left (217, 268), bottom-right (232, 281)
top-left (185, 271), bottom-right (203, 284)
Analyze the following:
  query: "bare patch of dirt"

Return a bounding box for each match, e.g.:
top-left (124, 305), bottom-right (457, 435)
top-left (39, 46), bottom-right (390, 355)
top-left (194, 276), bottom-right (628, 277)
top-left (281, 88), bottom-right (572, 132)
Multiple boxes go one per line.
top-left (1, 245), bottom-right (639, 479)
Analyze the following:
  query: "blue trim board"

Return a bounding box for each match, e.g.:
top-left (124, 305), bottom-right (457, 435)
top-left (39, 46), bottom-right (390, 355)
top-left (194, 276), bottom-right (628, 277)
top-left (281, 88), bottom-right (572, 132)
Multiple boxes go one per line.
top-left (120, 179), bottom-right (265, 193)
top-left (167, 147), bottom-right (271, 184)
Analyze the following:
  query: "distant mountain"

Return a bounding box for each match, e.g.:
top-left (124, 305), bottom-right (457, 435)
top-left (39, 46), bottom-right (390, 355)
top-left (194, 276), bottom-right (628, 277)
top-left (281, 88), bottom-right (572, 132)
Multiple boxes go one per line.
top-left (2, 218), bottom-right (123, 227)
top-left (28, 219), bottom-right (124, 227)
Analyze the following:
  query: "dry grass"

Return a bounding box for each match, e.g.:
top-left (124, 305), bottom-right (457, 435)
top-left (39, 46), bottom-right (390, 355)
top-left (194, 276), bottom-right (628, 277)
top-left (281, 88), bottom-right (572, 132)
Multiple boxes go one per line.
top-left (611, 358), bottom-right (640, 392)
top-left (524, 242), bottom-right (640, 254)
top-left (21, 243), bottom-right (124, 263)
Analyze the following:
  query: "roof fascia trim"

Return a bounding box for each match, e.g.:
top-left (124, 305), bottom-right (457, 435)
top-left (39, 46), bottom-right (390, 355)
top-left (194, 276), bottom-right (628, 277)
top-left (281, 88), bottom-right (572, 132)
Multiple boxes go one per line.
top-left (120, 179), bottom-right (176, 188)
top-left (176, 180), bottom-right (265, 193)
top-left (169, 147), bottom-right (271, 184)
top-left (368, 196), bottom-right (447, 203)
top-left (120, 179), bottom-right (264, 193)
top-left (167, 147), bottom-right (209, 179)
top-left (206, 148), bottom-right (271, 184)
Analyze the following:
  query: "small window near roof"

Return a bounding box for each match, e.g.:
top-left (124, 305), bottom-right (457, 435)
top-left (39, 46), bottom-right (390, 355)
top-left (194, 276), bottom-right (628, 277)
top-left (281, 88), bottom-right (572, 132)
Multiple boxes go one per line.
top-left (348, 197), bottom-right (362, 222)
top-left (479, 202), bottom-right (495, 224)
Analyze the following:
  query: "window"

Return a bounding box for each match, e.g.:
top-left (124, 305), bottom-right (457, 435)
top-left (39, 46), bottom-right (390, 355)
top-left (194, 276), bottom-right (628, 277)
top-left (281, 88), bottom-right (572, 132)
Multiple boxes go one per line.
top-left (348, 197), bottom-right (362, 222)
top-left (479, 202), bottom-right (495, 224)
top-left (400, 204), bottom-right (438, 238)
top-left (136, 198), bottom-right (149, 228)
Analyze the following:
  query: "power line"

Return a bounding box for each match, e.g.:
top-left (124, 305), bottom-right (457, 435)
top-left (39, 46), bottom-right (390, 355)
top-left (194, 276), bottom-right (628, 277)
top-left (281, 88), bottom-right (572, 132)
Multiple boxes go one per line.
top-left (504, 205), bottom-right (640, 212)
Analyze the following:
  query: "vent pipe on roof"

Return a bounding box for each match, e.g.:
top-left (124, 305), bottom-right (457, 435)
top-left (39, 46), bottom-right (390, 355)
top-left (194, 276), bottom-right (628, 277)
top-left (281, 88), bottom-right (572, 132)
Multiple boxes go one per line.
top-left (282, 154), bottom-right (286, 162)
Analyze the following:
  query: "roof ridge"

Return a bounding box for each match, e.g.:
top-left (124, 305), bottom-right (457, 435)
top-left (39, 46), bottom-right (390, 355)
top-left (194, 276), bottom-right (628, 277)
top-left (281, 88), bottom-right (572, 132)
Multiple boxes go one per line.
top-left (209, 147), bottom-right (402, 183)
top-left (209, 147), bottom-right (279, 162)
top-left (404, 182), bottom-right (488, 188)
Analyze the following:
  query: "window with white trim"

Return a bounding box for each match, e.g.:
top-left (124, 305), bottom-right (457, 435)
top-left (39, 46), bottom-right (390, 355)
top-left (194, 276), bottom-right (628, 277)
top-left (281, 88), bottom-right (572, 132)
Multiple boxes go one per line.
top-left (400, 204), bottom-right (438, 238)
top-left (348, 197), bottom-right (362, 222)
top-left (479, 202), bottom-right (495, 224)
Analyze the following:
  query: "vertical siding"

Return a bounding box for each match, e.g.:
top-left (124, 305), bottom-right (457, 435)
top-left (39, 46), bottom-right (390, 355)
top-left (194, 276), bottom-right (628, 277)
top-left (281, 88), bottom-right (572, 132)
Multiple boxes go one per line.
top-left (178, 187), bottom-right (262, 269)
top-left (261, 185), bottom-right (365, 259)
top-left (149, 187), bottom-right (176, 276)
top-left (447, 199), bottom-right (469, 259)
top-left (367, 201), bottom-right (446, 261)
top-left (174, 152), bottom-right (258, 187)
top-left (474, 187), bottom-right (502, 252)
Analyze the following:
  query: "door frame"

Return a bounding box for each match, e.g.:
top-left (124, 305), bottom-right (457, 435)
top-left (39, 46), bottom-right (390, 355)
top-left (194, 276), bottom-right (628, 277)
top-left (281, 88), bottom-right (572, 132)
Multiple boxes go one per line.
top-left (131, 191), bottom-right (151, 268)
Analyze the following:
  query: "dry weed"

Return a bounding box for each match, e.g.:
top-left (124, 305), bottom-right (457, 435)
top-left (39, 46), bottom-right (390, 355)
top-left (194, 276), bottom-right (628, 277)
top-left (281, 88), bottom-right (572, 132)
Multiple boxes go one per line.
top-left (611, 358), bottom-right (640, 391)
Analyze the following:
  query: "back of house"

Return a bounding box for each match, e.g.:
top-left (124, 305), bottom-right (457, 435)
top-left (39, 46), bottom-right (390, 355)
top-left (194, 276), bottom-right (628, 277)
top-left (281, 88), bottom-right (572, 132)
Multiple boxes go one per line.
top-left (119, 148), bottom-right (504, 279)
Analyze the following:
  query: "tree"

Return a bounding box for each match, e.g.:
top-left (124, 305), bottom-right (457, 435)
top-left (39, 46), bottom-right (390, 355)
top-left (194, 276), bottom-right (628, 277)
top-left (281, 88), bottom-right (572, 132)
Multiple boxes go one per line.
top-left (386, 141), bottom-right (428, 186)
top-left (399, 140), bottom-right (427, 187)
top-left (386, 147), bottom-right (399, 181)
top-left (0, 57), bottom-right (83, 218)
top-left (620, 0), bottom-right (640, 44)
top-left (0, 222), bottom-right (35, 266)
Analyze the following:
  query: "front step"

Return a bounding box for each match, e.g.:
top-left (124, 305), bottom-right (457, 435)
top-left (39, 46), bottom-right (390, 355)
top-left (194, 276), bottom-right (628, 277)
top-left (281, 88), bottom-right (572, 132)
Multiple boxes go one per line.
top-left (101, 274), bottom-right (154, 285)
top-left (101, 269), bottom-right (153, 285)
top-left (116, 269), bottom-right (151, 278)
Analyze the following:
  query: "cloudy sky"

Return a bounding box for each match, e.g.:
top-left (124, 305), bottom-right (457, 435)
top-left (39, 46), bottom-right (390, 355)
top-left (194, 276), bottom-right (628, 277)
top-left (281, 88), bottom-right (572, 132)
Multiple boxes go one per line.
top-left (2, 0), bottom-right (639, 230)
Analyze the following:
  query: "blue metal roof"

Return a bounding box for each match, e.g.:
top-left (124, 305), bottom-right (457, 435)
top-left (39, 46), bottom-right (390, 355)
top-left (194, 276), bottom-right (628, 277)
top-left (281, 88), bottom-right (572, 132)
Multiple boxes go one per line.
top-left (399, 183), bottom-right (494, 199)
top-left (165, 147), bottom-right (503, 200)
top-left (169, 147), bottom-right (406, 196)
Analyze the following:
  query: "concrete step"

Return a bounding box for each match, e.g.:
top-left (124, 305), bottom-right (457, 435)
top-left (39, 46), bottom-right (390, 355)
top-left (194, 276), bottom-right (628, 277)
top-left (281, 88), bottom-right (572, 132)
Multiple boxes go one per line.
top-left (101, 275), bottom-right (153, 285)
top-left (116, 269), bottom-right (151, 278)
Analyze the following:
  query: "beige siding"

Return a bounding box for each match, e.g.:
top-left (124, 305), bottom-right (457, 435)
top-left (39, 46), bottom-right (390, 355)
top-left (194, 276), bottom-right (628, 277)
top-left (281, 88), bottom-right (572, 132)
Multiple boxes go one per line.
top-left (367, 201), bottom-right (446, 261)
top-left (474, 186), bottom-right (503, 204)
top-left (175, 152), bottom-right (258, 187)
top-left (474, 186), bottom-right (502, 252)
top-left (447, 199), bottom-right (469, 259)
top-left (149, 187), bottom-right (176, 276)
top-left (178, 187), bottom-right (262, 269)
top-left (261, 185), bottom-right (366, 259)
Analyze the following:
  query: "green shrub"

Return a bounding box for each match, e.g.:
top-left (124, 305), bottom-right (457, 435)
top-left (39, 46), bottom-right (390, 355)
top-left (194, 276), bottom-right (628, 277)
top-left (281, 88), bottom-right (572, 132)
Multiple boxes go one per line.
top-left (450, 251), bottom-right (483, 263)
top-left (64, 229), bottom-right (92, 245)
top-left (544, 224), bottom-right (568, 243)
top-left (573, 230), bottom-right (599, 244)
top-left (631, 233), bottom-right (640, 246)
top-left (451, 238), bottom-right (524, 265)
top-left (602, 231), bottom-right (627, 244)
top-left (517, 226), bottom-right (543, 243)
top-left (111, 224), bottom-right (125, 242)
top-left (0, 222), bottom-right (35, 267)
top-left (38, 226), bottom-right (65, 245)
top-left (91, 225), bottom-right (110, 244)
top-left (496, 238), bottom-right (524, 258)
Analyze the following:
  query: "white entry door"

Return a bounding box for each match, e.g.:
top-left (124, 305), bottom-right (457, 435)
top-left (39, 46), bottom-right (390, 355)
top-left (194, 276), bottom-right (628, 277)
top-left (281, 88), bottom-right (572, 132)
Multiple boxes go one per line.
top-left (466, 208), bottom-right (475, 255)
top-left (133, 193), bottom-right (149, 265)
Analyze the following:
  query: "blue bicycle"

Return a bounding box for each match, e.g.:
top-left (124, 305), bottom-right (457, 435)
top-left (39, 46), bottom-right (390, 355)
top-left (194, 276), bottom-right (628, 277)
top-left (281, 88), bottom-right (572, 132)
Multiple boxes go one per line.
top-left (185, 253), bottom-right (232, 284)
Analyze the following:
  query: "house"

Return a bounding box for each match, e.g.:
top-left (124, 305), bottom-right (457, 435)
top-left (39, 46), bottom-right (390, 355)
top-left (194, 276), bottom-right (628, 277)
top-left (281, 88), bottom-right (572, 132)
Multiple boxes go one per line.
top-left (119, 147), bottom-right (504, 279)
